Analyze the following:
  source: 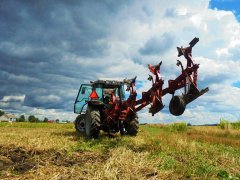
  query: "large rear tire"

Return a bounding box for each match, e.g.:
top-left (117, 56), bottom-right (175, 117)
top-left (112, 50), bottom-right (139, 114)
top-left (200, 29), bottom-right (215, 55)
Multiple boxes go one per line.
top-left (74, 114), bottom-right (85, 134)
top-left (124, 114), bottom-right (139, 136)
top-left (85, 105), bottom-right (101, 139)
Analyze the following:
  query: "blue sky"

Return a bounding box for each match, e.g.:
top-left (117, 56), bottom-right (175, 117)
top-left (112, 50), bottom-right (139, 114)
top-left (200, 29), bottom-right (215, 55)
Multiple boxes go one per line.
top-left (0, 0), bottom-right (240, 124)
top-left (210, 0), bottom-right (240, 21)
top-left (209, 0), bottom-right (240, 88)
top-left (209, 0), bottom-right (240, 89)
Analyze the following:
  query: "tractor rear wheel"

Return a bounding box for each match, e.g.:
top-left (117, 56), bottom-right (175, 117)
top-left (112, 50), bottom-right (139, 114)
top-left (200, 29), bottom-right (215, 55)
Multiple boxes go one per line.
top-left (74, 114), bottom-right (85, 134)
top-left (169, 95), bottom-right (186, 116)
top-left (124, 115), bottom-right (139, 136)
top-left (85, 105), bottom-right (101, 139)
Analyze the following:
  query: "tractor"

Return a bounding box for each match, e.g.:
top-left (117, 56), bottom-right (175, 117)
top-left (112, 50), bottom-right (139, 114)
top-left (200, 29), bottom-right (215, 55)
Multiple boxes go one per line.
top-left (74, 37), bottom-right (209, 138)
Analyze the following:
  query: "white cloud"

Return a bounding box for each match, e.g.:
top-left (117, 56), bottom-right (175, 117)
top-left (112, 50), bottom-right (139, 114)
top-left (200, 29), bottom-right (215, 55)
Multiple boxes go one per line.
top-left (1, 95), bottom-right (25, 103)
top-left (30, 108), bottom-right (76, 121)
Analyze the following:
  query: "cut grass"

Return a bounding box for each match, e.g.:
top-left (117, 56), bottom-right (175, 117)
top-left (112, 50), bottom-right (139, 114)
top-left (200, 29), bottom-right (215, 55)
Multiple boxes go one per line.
top-left (0, 122), bottom-right (239, 179)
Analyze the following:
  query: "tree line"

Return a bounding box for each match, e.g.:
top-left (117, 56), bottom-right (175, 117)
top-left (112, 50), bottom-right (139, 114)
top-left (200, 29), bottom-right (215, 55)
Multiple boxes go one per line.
top-left (16, 115), bottom-right (49, 122)
top-left (0, 110), bottom-right (61, 123)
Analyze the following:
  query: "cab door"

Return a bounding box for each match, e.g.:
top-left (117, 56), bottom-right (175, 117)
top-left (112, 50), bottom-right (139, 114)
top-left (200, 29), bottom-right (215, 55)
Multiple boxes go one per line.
top-left (74, 84), bottom-right (92, 114)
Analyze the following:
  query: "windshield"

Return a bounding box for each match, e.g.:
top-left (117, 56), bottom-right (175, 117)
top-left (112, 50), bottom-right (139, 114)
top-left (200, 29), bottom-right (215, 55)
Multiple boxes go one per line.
top-left (74, 84), bottom-right (92, 114)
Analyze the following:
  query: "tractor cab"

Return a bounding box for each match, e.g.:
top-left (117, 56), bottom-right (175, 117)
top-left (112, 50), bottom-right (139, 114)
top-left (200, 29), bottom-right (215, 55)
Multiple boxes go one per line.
top-left (74, 80), bottom-right (125, 114)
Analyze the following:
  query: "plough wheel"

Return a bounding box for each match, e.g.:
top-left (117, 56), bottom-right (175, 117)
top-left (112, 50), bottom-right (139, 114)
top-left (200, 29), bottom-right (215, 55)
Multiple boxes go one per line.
top-left (169, 96), bottom-right (186, 116)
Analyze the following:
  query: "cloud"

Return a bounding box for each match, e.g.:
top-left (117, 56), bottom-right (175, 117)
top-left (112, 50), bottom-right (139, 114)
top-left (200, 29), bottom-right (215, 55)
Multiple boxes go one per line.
top-left (24, 94), bottom-right (61, 109)
top-left (1, 95), bottom-right (25, 103)
top-left (139, 33), bottom-right (175, 55)
top-left (164, 7), bottom-right (190, 18)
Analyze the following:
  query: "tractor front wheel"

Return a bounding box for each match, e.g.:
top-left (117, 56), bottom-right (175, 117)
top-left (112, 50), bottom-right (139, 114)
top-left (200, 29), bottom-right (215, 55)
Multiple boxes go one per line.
top-left (124, 115), bottom-right (139, 136)
top-left (85, 105), bottom-right (101, 139)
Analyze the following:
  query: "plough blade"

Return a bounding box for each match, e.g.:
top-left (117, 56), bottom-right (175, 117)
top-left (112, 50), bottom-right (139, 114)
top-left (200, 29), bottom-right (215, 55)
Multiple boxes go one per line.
top-left (184, 87), bottom-right (209, 105)
top-left (149, 97), bottom-right (164, 116)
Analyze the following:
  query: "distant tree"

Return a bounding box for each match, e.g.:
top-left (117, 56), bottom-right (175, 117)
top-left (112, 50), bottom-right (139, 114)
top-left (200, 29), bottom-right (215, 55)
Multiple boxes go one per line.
top-left (187, 123), bottom-right (192, 126)
top-left (0, 110), bottom-right (5, 116)
top-left (17, 115), bottom-right (25, 122)
top-left (28, 115), bottom-right (35, 122)
top-left (56, 119), bottom-right (59, 123)
top-left (28, 115), bottom-right (39, 122)
top-left (43, 117), bottom-right (48, 123)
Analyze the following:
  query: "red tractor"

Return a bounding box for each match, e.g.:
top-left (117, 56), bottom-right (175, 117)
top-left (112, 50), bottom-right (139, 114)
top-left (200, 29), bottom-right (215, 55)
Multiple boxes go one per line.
top-left (74, 38), bottom-right (209, 138)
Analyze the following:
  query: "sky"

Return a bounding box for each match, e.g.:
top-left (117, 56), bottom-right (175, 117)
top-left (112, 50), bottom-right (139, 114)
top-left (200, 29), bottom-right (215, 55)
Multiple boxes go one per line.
top-left (0, 0), bottom-right (240, 124)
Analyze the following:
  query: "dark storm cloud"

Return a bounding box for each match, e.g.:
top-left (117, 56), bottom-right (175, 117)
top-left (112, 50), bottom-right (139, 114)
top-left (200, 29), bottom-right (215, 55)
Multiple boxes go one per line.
top-left (0, 0), bottom-right (117, 57)
top-left (0, 0), bottom-right (131, 111)
top-left (139, 33), bottom-right (175, 55)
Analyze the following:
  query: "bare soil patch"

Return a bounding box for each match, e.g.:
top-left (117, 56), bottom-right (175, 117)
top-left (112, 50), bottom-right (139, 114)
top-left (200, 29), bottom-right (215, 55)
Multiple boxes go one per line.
top-left (0, 145), bottom-right (107, 175)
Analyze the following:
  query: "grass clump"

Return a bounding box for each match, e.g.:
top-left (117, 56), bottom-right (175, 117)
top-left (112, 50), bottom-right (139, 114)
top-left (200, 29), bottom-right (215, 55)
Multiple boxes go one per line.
top-left (170, 122), bottom-right (187, 132)
top-left (231, 120), bottom-right (240, 130)
top-left (219, 119), bottom-right (231, 130)
top-left (219, 119), bottom-right (240, 130)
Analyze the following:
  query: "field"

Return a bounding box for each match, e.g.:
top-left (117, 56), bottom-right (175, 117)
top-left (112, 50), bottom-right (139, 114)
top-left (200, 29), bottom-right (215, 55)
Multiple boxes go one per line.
top-left (0, 122), bottom-right (240, 179)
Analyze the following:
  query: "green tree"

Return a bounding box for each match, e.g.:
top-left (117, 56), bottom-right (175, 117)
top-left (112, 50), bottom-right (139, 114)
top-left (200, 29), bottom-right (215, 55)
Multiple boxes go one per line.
top-left (17, 115), bottom-right (25, 122)
top-left (28, 115), bottom-right (39, 122)
top-left (43, 117), bottom-right (48, 123)
top-left (0, 110), bottom-right (5, 116)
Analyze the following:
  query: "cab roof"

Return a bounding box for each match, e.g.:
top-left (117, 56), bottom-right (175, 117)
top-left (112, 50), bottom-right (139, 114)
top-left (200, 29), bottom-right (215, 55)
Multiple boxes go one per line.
top-left (90, 80), bottom-right (124, 87)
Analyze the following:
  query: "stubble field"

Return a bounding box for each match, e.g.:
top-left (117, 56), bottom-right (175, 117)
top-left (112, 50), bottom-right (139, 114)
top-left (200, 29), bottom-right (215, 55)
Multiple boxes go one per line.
top-left (0, 122), bottom-right (239, 179)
